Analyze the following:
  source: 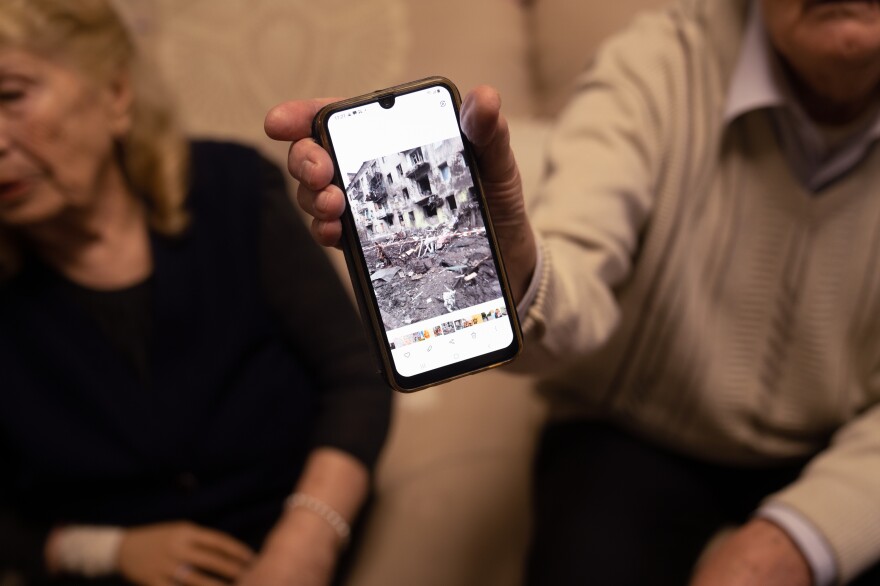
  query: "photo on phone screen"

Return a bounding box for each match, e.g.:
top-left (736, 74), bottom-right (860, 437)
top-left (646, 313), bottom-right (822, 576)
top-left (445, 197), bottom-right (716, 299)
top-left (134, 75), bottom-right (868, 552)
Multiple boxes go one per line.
top-left (316, 78), bottom-right (521, 390)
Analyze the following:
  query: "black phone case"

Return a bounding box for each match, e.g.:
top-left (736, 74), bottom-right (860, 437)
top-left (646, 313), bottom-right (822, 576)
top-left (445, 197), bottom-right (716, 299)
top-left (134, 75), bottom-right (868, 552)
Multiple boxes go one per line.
top-left (311, 76), bottom-right (522, 392)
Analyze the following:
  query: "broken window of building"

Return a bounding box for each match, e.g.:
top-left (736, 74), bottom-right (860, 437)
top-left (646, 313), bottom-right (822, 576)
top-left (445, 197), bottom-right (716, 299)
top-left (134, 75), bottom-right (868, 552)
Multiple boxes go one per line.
top-left (439, 162), bottom-right (450, 182)
top-left (417, 176), bottom-right (431, 196)
top-left (369, 172), bottom-right (388, 204)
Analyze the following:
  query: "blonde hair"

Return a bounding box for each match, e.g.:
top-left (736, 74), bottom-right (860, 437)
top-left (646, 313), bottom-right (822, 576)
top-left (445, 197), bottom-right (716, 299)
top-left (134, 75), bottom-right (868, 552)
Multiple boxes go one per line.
top-left (0, 0), bottom-right (189, 277)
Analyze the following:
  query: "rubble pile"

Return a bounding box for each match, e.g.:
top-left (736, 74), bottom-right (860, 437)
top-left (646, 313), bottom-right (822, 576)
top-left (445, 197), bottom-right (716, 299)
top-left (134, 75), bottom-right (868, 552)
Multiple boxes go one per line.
top-left (366, 227), bottom-right (503, 330)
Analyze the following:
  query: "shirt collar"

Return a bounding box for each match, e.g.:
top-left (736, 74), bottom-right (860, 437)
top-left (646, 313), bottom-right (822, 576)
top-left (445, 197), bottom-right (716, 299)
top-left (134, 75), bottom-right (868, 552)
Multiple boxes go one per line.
top-left (725, 0), bottom-right (880, 142)
top-left (723, 0), bottom-right (784, 124)
top-left (723, 0), bottom-right (880, 192)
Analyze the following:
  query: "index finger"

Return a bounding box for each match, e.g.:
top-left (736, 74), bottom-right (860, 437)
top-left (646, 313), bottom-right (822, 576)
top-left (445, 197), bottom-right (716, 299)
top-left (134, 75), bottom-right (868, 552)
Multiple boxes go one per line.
top-left (264, 97), bottom-right (341, 142)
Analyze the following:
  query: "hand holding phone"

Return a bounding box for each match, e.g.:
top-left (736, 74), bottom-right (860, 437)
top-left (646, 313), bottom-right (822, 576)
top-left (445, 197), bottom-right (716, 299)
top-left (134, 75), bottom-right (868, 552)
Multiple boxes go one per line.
top-left (266, 85), bottom-right (537, 301)
top-left (267, 78), bottom-right (534, 390)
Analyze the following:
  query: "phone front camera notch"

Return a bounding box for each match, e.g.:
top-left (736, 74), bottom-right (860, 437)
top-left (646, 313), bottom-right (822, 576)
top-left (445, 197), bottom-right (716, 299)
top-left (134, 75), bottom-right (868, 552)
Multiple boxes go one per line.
top-left (378, 94), bottom-right (395, 109)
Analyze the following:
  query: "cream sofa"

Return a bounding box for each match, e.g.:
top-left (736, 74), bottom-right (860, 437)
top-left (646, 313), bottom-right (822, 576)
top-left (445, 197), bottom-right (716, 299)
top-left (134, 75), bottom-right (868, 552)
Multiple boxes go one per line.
top-left (131, 1), bottom-right (666, 584)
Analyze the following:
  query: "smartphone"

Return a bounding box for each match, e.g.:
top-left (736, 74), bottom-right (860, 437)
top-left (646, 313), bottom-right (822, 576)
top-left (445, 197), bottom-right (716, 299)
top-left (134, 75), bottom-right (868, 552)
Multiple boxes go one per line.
top-left (312, 76), bottom-right (522, 392)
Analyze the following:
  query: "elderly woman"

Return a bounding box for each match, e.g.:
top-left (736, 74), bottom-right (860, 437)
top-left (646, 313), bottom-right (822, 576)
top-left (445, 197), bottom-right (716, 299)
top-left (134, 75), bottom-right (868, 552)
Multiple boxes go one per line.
top-left (271, 0), bottom-right (880, 584)
top-left (0, 1), bottom-right (390, 585)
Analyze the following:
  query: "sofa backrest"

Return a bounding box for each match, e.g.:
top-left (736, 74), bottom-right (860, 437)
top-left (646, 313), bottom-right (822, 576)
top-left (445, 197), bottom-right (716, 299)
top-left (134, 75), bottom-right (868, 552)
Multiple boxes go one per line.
top-left (530, 0), bottom-right (671, 116)
top-left (121, 0), bottom-right (668, 162)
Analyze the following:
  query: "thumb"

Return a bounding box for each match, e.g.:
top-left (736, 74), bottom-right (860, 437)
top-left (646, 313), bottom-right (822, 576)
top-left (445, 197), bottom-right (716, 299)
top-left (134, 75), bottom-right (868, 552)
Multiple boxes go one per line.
top-left (460, 86), bottom-right (518, 189)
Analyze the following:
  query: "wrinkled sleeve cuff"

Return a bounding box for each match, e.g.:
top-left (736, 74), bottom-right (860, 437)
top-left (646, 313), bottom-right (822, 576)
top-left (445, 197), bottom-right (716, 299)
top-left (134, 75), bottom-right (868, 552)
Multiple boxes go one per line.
top-left (756, 502), bottom-right (837, 586)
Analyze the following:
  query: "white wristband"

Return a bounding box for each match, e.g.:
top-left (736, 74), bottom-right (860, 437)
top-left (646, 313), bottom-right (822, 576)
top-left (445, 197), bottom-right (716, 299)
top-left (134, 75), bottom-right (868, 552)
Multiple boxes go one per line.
top-left (286, 493), bottom-right (351, 547)
top-left (55, 526), bottom-right (124, 578)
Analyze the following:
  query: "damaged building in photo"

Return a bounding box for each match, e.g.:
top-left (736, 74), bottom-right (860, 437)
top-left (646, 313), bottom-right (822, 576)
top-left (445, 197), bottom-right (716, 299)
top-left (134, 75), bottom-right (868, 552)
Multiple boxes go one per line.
top-left (346, 136), bottom-right (482, 240)
top-left (346, 137), bottom-right (503, 330)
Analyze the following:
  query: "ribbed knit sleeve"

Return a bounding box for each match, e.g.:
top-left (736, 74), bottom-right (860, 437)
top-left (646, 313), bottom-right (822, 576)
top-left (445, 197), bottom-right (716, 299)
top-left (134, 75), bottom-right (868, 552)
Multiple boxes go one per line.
top-left (513, 0), bottom-right (748, 381)
top-left (514, 8), bottom-right (684, 372)
top-left (259, 158), bottom-right (392, 471)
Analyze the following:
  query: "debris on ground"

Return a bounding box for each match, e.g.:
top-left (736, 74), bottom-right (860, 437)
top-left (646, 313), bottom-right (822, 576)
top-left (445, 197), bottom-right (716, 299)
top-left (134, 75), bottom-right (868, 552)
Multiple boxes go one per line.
top-left (363, 226), bottom-right (503, 330)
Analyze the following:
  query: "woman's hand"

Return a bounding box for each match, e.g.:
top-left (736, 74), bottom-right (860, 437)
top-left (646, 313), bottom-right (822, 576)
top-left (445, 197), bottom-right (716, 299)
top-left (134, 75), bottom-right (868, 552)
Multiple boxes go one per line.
top-left (118, 522), bottom-right (254, 586)
top-left (236, 448), bottom-right (370, 586)
top-left (264, 86), bottom-right (538, 304)
top-left (236, 509), bottom-right (339, 586)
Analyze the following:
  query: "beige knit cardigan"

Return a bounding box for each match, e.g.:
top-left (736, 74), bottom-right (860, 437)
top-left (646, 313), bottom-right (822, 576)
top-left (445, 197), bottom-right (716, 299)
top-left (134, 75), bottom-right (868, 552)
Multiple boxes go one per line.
top-left (515, 0), bottom-right (880, 579)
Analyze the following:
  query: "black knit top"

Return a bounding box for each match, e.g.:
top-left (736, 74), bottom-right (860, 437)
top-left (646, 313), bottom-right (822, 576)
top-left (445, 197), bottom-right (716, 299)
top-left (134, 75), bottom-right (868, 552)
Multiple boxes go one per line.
top-left (0, 142), bottom-right (391, 580)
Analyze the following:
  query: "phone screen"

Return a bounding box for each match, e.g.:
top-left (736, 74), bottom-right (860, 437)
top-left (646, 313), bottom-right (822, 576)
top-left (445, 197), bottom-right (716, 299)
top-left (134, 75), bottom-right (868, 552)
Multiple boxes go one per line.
top-left (325, 82), bottom-right (517, 382)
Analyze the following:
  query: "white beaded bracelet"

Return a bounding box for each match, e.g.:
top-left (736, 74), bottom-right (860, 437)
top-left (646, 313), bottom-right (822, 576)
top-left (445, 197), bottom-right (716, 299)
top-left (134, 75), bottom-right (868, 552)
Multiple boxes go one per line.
top-left (286, 493), bottom-right (351, 547)
top-left (55, 526), bottom-right (124, 578)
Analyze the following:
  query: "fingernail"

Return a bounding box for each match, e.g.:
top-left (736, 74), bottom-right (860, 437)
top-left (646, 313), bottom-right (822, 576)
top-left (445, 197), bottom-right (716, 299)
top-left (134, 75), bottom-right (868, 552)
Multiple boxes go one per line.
top-left (300, 159), bottom-right (315, 185)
